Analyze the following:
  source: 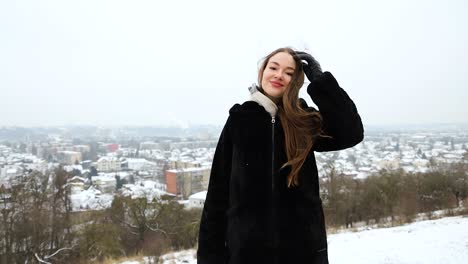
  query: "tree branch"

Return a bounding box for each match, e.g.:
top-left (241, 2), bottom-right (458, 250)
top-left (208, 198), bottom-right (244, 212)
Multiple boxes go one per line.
top-left (34, 253), bottom-right (51, 264)
top-left (44, 245), bottom-right (75, 259)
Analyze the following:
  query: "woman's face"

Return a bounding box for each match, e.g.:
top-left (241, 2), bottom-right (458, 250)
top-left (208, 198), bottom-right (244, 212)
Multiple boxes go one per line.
top-left (261, 52), bottom-right (296, 101)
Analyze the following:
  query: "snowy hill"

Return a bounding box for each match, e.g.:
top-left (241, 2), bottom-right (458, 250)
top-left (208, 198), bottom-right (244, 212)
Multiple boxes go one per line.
top-left (154, 215), bottom-right (468, 264)
top-left (328, 216), bottom-right (468, 263)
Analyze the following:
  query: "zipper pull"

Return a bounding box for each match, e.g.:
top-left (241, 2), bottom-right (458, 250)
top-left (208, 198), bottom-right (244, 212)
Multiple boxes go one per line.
top-left (271, 117), bottom-right (276, 124)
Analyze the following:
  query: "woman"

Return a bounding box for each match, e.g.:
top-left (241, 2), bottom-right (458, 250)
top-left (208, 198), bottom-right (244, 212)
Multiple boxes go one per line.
top-left (197, 47), bottom-right (364, 264)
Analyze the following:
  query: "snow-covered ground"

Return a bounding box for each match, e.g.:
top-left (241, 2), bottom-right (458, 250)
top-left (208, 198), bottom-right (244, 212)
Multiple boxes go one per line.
top-left (70, 187), bottom-right (114, 211)
top-left (120, 180), bottom-right (167, 200)
top-left (118, 257), bottom-right (158, 264)
top-left (154, 215), bottom-right (468, 264)
top-left (159, 249), bottom-right (197, 264)
top-left (328, 215), bottom-right (468, 264)
top-left (70, 180), bottom-right (167, 211)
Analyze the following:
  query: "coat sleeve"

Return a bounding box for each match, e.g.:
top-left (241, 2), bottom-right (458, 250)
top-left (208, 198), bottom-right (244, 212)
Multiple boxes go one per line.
top-left (308, 71), bottom-right (364, 152)
top-left (197, 116), bottom-right (232, 264)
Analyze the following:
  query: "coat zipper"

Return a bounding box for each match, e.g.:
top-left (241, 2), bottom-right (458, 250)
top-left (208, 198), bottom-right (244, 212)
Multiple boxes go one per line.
top-left (271, 116), bottom-right (275, 191)
top-left (271, 115), bottom-right (279, 264)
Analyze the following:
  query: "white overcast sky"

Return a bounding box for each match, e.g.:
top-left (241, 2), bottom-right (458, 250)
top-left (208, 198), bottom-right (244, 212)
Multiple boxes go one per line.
top-left (1, 0), bottom-right (467, 127)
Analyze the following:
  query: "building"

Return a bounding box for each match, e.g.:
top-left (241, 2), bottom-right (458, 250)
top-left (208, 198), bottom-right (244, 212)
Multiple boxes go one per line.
top-left (140, 141), bottom-right (161, 150)
top-left (96, 156), bottom-right (120, 172)
top-left (165, 167), bottom-right (211, 199)
top-left (167, 159), bottom-right (202, 170)
top-left (126, 158), bottom-right (157, 171)
top-left (104, 143), bottom-right (119, 153)
top-left (57, 151), bottom-right (82, 165)
top-left (67, 176), bottom-right (87, 194)
top-left (188, 191), bottom-right (207, 208)
top-left (73, 144), bottom-right (91, 154)
top-left (169, 140), bottom-right (217, 150)
top-left (91, 175), bottom-right (116, 193)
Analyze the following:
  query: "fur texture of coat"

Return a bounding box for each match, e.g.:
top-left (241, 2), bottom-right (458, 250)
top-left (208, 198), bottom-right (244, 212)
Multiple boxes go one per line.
top-left (197, 72), bottom-right (364, 264)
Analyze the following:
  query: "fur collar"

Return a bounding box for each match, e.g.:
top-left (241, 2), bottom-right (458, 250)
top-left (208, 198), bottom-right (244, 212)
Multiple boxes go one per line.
top-left (248, 84), bottom-right (278, 118)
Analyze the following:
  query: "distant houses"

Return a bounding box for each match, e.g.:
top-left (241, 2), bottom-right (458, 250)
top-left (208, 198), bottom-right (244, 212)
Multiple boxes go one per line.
top-left (68, 176), bottom-right (87, 194)
top-left (188, 191), bottom-right (207, 208)
top-left (165, 167), bottom-right (210, 199)
top-left (2, 127), bottom-right (468, 213)
top-left (96, 156), bottom-right (120, 172)
top-left (91, 174), bottom-right (117, 193)
top-left (57, 150), bottom-right (82, 165)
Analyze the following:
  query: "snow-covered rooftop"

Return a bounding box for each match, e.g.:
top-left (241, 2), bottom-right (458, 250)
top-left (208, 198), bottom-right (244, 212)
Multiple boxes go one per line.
top-left (189, 191), bottom-right (207, 200)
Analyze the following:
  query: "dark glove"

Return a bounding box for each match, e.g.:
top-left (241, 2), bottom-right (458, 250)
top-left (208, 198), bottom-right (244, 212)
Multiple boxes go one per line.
top-left (295, 51), bottom-right (323, 82)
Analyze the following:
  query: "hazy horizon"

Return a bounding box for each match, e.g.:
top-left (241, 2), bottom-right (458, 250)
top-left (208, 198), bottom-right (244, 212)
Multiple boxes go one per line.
top-left (1, 121), bottom-right (467, 130)
top-left (1, 0), bottom-right (467, 127)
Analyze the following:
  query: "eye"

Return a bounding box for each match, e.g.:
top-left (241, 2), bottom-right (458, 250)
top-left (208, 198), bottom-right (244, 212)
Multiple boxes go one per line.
top-left (286, 72), bottom-right (293, 76)
top-left (269, 67), bottom-right (277, 70)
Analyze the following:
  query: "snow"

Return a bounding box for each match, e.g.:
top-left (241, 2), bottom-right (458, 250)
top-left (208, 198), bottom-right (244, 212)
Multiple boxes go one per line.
top-left (63, 164), bottom-right (83, 172)
top-left (98, 156), bottom-right (119, 162)
top-left (151, 216), bottom-right (468, 264)
top-left (167, 167), bottom-right (210, 173)
top-left (70, 180), bottom-right (167, 211)
top-left (328, 216), bottom-right (468, 264)
top-left (69, 176), bottom-right (86, 182)
top-left (92, 175), bottom-right (117, 183)
top-left (120, 180), bottom-right (166, 200)
top-left (189, 191), bottom-right (207, 200)
top-left (70, 187), bottom-right (114, 211)
top-left (159, 249), bottom-right (196, 264)
top-left (6, 168), bottom-right (17, 174)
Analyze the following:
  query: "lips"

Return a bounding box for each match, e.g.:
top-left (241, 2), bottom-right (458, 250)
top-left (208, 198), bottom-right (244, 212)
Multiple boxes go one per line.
top-left (270, 81), bottom-right (283, 88)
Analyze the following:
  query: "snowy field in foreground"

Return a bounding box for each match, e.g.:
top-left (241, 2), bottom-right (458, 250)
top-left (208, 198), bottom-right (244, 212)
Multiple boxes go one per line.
top-left (328, 215), bottom-right (468, 263)
top-left (125, 215), bottom-right (468, 264)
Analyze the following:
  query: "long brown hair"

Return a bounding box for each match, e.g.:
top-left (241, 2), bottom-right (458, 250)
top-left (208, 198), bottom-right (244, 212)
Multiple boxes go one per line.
top-left (258, 47), bottom-right (324, 187)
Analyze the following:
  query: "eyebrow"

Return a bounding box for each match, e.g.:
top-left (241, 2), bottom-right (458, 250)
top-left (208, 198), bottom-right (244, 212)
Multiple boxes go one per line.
top-left (270, 61), bottom-right (295, 71)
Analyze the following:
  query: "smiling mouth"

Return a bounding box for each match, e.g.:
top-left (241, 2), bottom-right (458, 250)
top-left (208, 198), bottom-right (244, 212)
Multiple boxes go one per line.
top-left (270, 81), bottom-right (283, 88)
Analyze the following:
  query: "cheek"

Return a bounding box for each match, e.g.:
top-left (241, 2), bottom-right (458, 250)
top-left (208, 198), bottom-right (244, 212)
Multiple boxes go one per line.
top-left (261, 75), bottom-right (267, 87)
top-left (261, 71), bottom-right (272, 84)
top-left (262, 70), bottom-right (273, 79)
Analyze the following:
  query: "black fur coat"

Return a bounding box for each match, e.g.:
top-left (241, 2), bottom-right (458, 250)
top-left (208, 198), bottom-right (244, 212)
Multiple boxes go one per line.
top-left (197, 72), bottom-right (364, 264)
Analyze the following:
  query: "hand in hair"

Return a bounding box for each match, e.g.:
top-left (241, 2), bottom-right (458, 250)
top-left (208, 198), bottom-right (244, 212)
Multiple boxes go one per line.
top-left (295, 51), bottom-right (323, 81)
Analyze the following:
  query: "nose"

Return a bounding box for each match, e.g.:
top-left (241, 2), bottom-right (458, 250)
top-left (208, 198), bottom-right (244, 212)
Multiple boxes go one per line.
top-left (274, 70), bottom-right (284, 80)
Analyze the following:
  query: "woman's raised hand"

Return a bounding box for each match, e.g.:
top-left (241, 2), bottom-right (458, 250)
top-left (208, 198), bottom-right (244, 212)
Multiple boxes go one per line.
top-left (295, 51), bottom-right (323, 82)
